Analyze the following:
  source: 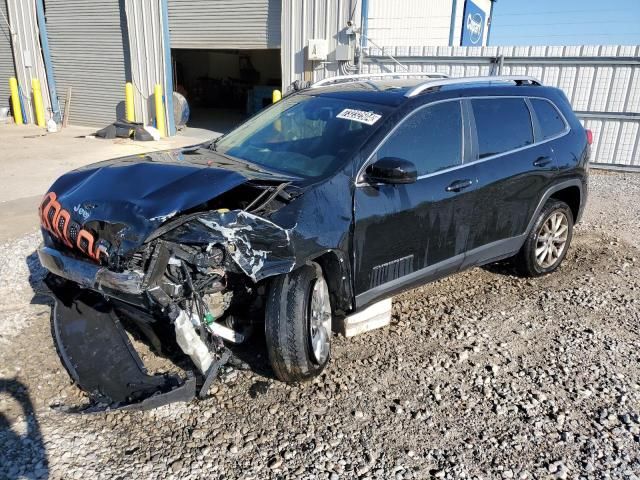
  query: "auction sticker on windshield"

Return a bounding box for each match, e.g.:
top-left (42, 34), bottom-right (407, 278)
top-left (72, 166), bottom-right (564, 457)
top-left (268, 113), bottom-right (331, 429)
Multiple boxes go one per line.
top-left (336, 109), bottom-right (382, 126)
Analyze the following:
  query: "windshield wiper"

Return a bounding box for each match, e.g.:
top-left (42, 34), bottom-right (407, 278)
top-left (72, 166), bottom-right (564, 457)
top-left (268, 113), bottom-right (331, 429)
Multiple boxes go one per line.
top-left (208, 135), bottom-right (224, 151)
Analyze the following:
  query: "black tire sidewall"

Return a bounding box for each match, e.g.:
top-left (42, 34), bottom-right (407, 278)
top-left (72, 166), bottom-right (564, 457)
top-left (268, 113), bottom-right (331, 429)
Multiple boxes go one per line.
top-left (525, 200), bottom-right (574, 276)
top-left (265, 264), bottom-right (331, 382)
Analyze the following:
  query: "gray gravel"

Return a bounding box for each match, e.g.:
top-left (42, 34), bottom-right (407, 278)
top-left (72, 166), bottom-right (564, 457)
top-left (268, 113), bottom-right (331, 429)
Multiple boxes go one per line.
top-left (1, 170), bottom-right (640, 480)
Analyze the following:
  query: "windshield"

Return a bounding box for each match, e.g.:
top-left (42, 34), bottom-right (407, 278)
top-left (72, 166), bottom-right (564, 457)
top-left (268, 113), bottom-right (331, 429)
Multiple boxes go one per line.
top-left (214, 94), bottom-right (389, 178)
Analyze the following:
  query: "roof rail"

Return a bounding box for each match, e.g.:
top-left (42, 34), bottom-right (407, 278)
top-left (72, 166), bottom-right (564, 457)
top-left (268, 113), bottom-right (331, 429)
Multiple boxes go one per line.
top-left (404, 75), bottom-right (542, 98)
top-left (310, 71), bottom-right (450, 89)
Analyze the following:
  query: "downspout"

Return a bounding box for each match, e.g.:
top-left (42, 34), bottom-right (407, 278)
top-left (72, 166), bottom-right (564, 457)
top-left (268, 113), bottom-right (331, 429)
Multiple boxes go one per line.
top-left (486, 0), bottom-right (497, 46)
top-left (357, 0), bottom-right (368, 73)
top-left (160, 0), bottom-right (175, 136)
top-left (35, 0), bottom-right (61, 124)
top-left (448, 0), bottom-right (458, 46)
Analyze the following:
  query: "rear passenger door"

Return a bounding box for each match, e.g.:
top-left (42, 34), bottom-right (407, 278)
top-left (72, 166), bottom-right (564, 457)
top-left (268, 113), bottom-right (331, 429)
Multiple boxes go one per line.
top-left (464, 97), bottom-right (558, 266)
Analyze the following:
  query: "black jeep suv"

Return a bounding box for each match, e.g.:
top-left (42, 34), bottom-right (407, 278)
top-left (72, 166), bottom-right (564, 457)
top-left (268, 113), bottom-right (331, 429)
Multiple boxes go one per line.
top-left (38, 75), bottom-right (590, 396)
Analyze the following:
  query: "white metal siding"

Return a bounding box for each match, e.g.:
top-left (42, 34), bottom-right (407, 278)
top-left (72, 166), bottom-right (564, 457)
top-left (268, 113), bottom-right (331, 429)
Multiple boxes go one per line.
top-left (366, 0), bottom-right (491, 47)
top-left (362, 44), bottom-right (640, 168)
top-left (6, 0), bottom-right (51, 124)
top-left (168, 0), bottom-right (281, 49)
top-left (46, 0), bottom-right (128, 127)
top-left (0, 0), bottom-right (14, 112)
top-left (367, 0), bottom-right (454, 47)
top-left (281, 0), bottom-right (359, 91)
top-left (124, 0), bottom-right (172, 130)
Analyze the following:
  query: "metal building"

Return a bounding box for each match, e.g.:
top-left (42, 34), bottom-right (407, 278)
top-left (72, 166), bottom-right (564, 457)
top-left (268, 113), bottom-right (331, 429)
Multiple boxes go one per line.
top-left (46, 0), bottom-right (129, 127)
top-left (0, 0), bottom-right (490, 129)
top-left (0, 0), bottom-right (15, 114)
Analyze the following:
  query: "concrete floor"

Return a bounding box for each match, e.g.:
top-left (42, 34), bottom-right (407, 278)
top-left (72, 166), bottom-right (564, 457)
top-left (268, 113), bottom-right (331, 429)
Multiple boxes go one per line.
top-left (0, 123), bottom-right (215, 242)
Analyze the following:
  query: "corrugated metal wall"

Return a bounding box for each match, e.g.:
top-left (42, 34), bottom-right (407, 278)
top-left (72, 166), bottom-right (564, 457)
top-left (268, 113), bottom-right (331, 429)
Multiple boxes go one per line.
top-left (168, 0), bottom-right (281, 49)
top-left (281, 0), bottom-right (359, 92)
top-left (46, 0), bottom-right (128, 127)
top-left (362, 44), bottom-right (640, 168)
top-left (367, 0), bottom-right (453, 47)
top-left (365, 0), bottom-right (492, 47)
top-left (6, 0), bottom-right (51, 124)
top-left (124, 0), bottom-right (173, 131)
top-left (0, 0), bottom-right (15, 112)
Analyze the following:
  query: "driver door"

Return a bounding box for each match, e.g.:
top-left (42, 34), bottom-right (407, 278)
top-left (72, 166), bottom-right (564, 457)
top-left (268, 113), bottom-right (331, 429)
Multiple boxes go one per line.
top-left (353, 100), bottom-right (478, 308)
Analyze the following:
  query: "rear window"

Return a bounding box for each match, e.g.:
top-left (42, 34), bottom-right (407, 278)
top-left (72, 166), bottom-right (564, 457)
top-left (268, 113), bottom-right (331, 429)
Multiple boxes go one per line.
top-left (471, 98), bottom-right (534, 159)
top-left (530, 98), bottom-right (567, 139)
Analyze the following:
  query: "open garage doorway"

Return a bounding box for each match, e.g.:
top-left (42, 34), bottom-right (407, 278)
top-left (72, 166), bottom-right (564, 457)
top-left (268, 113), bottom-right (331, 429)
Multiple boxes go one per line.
top-left (171, 48), bottom-right (281, 133)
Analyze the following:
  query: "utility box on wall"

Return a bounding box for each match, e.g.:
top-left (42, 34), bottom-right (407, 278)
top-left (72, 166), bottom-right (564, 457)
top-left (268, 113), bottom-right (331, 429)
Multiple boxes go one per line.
top-left (307, 38), bottom-right (328, 61)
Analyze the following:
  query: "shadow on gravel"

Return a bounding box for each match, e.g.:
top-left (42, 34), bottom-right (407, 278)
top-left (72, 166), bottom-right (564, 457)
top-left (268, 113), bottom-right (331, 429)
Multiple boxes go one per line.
top-left (0, 379), bottom-right (49, 479)
top-left (25, 251), bottom-right (51, 307)
top-left (481, 259), bottom-right (525, 278)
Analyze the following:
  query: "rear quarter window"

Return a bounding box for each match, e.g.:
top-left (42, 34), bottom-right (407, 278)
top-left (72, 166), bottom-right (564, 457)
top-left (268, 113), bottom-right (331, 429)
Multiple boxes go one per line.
top-left (530, 98), bottom-right (567, 139)
top-left (471, 98), bottom-right (534, 159)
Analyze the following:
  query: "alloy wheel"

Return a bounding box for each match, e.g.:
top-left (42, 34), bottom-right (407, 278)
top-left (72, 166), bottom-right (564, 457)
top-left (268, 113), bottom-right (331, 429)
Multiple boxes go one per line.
top-left (308, 276), bottom-right (331, 364)
top-left (535, 211), bottom-right (569, 268)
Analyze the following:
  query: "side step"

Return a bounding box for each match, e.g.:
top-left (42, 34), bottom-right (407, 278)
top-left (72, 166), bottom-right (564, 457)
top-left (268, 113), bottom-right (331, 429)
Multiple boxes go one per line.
top-left (339, 298), bottom-right (392, 337)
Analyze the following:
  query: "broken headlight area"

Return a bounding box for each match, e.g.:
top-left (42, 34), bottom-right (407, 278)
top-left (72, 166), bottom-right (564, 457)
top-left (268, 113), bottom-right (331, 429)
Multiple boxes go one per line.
top-left (40, 208), bottom-right (296, 409)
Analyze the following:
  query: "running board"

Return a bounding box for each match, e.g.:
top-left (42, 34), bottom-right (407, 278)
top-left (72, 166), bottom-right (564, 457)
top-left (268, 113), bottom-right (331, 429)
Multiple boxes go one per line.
top-left (340, 298), bottom-right (392, 337)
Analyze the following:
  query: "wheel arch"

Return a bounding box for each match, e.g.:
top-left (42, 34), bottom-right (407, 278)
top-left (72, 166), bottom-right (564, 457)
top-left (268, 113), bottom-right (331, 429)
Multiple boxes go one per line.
top-left (549, 185), bottom-right (581, 222)
top-left (525, 179), bottom-right (583, 236)
top-left (305, 250), bottom-right (354, 317)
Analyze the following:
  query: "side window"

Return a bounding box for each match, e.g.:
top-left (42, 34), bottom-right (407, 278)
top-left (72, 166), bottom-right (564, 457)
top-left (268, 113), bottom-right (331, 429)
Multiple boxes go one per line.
top-left (374, 101), bottom-right (463, 176)
top-left (471, 98), bottom-right (534, 159)
top-left (530, 98), bottom-right (567, 140)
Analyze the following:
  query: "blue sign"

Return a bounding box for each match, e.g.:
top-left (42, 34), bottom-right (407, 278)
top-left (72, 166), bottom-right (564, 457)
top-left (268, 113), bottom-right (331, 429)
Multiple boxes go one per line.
top-left (461, 0), bottom-right (486, 46)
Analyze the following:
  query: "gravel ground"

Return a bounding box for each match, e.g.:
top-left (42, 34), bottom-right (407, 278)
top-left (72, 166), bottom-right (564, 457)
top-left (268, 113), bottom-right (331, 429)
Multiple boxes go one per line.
top-left (1, 170), bottom-right (640, 480)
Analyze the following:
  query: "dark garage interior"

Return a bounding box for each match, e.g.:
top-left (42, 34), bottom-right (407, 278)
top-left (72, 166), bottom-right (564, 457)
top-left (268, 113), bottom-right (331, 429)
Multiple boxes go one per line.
top-left (171, 48), bottom-right (282, 132)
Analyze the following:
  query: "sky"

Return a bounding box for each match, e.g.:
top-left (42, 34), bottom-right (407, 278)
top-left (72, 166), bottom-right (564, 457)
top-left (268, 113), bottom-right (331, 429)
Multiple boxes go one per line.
top-left (488, 0), bottom-right (640, 46)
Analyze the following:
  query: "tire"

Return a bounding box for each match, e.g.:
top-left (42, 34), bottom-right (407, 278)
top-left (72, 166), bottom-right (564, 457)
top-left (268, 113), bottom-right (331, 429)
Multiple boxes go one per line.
top-left (265, 263), bottom-right (332, 382)
top-left (515, 199), bottom-right (574, 277)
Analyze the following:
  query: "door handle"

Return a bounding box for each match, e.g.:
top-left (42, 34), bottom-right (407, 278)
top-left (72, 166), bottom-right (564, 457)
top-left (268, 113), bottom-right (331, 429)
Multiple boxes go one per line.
top-left (533, 156), bottom-right (552, 167)
top-left (445, 179), bottom-right (473, 192)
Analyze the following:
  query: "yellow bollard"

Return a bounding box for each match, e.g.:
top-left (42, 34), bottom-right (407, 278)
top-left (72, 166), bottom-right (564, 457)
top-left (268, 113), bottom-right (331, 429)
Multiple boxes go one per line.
top-left (125, 82), bottom-right (135, 122)
top-left (272, 89), bottom-right (282, 103)
top-left (32, 78), bottom-right (46, 128)
top-left (154, 84), bottom-right (166, 137)
top-left (9, 77), bottom-right (23, 125)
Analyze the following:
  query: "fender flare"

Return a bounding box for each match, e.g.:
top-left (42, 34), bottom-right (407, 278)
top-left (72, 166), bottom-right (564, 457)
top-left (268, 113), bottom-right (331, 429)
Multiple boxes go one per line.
top-left (524, 179), bottom-right (583, 236)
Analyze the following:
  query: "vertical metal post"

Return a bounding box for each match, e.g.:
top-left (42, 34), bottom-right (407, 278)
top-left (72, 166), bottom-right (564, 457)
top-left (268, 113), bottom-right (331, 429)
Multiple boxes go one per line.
top-left (160, 0), bottom-right (175, 136)
top-left (9, 77), bottom-right (23, 124)
top-left (358, 0), bottom-right (369, 73)
top-left (449, 0), bottom-right (459, 46)
top-left (35, 0), bottom-right (61, 124)
top-left (486, 0), bottom-right (497, 46)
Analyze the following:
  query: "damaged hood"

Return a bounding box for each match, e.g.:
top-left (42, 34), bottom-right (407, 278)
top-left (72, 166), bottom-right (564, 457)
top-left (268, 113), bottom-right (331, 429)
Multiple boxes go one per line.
top-left (46, 147), bottom-right (297, 255)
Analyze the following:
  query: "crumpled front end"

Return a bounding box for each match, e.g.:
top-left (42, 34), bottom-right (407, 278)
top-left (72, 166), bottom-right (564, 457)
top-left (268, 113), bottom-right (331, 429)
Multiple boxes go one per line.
top-left (38, 163), bottom-right (303, 408)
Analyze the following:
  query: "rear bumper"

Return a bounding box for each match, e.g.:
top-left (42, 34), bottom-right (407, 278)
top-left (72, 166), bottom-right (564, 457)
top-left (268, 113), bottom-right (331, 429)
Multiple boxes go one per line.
top-left (38, 246), bottom-right (144, 295)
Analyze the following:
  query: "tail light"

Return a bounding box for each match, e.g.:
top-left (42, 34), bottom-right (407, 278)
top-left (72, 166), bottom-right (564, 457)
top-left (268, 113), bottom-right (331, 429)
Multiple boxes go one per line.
top-left (586, 129), bottom-right (593, 145)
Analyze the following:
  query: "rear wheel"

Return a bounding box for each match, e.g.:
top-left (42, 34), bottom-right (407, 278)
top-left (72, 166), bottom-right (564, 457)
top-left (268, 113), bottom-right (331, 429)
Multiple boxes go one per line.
top-left (265, 264), bottom-right (332, 382)
top-left (515, 199), bottom-right (574, 277)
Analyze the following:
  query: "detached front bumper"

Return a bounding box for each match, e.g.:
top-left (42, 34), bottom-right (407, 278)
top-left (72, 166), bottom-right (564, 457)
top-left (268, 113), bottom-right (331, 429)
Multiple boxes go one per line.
top-left (38, 246), bottom-right (144, 295)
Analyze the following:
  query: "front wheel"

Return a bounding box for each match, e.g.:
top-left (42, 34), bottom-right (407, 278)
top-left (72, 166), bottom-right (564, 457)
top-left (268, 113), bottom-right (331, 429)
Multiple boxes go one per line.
top-left (265, 264), bottom-right (332, 382)
top-left (515, 199), bottom-right (574, 277)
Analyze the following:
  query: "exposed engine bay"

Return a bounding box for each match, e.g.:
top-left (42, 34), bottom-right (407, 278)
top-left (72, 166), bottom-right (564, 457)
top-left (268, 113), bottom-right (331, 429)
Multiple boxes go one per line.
top-left (38, 171), bottom-right (304, 409)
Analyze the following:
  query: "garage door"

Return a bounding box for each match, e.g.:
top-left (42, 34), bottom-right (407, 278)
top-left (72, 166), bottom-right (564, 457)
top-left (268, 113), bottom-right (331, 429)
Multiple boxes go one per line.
top-left (46, 0), bottom-right (128, 127)
top-left (0, 0), bottom-right (15, 112)
top-left (168, 0), bottom-right (281, 49)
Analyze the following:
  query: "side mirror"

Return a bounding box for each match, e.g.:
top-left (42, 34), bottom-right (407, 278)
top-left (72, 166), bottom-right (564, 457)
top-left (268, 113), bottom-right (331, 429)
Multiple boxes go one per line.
top-left (364, 157), bottom-right (417, 185)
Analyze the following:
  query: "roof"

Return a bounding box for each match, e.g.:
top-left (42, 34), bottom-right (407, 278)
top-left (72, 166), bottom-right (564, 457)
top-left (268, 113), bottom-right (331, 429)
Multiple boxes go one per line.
top-left (303, 76), bottom-right (547, 107)
top-left (302, 79), bottom-right (424, 106)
